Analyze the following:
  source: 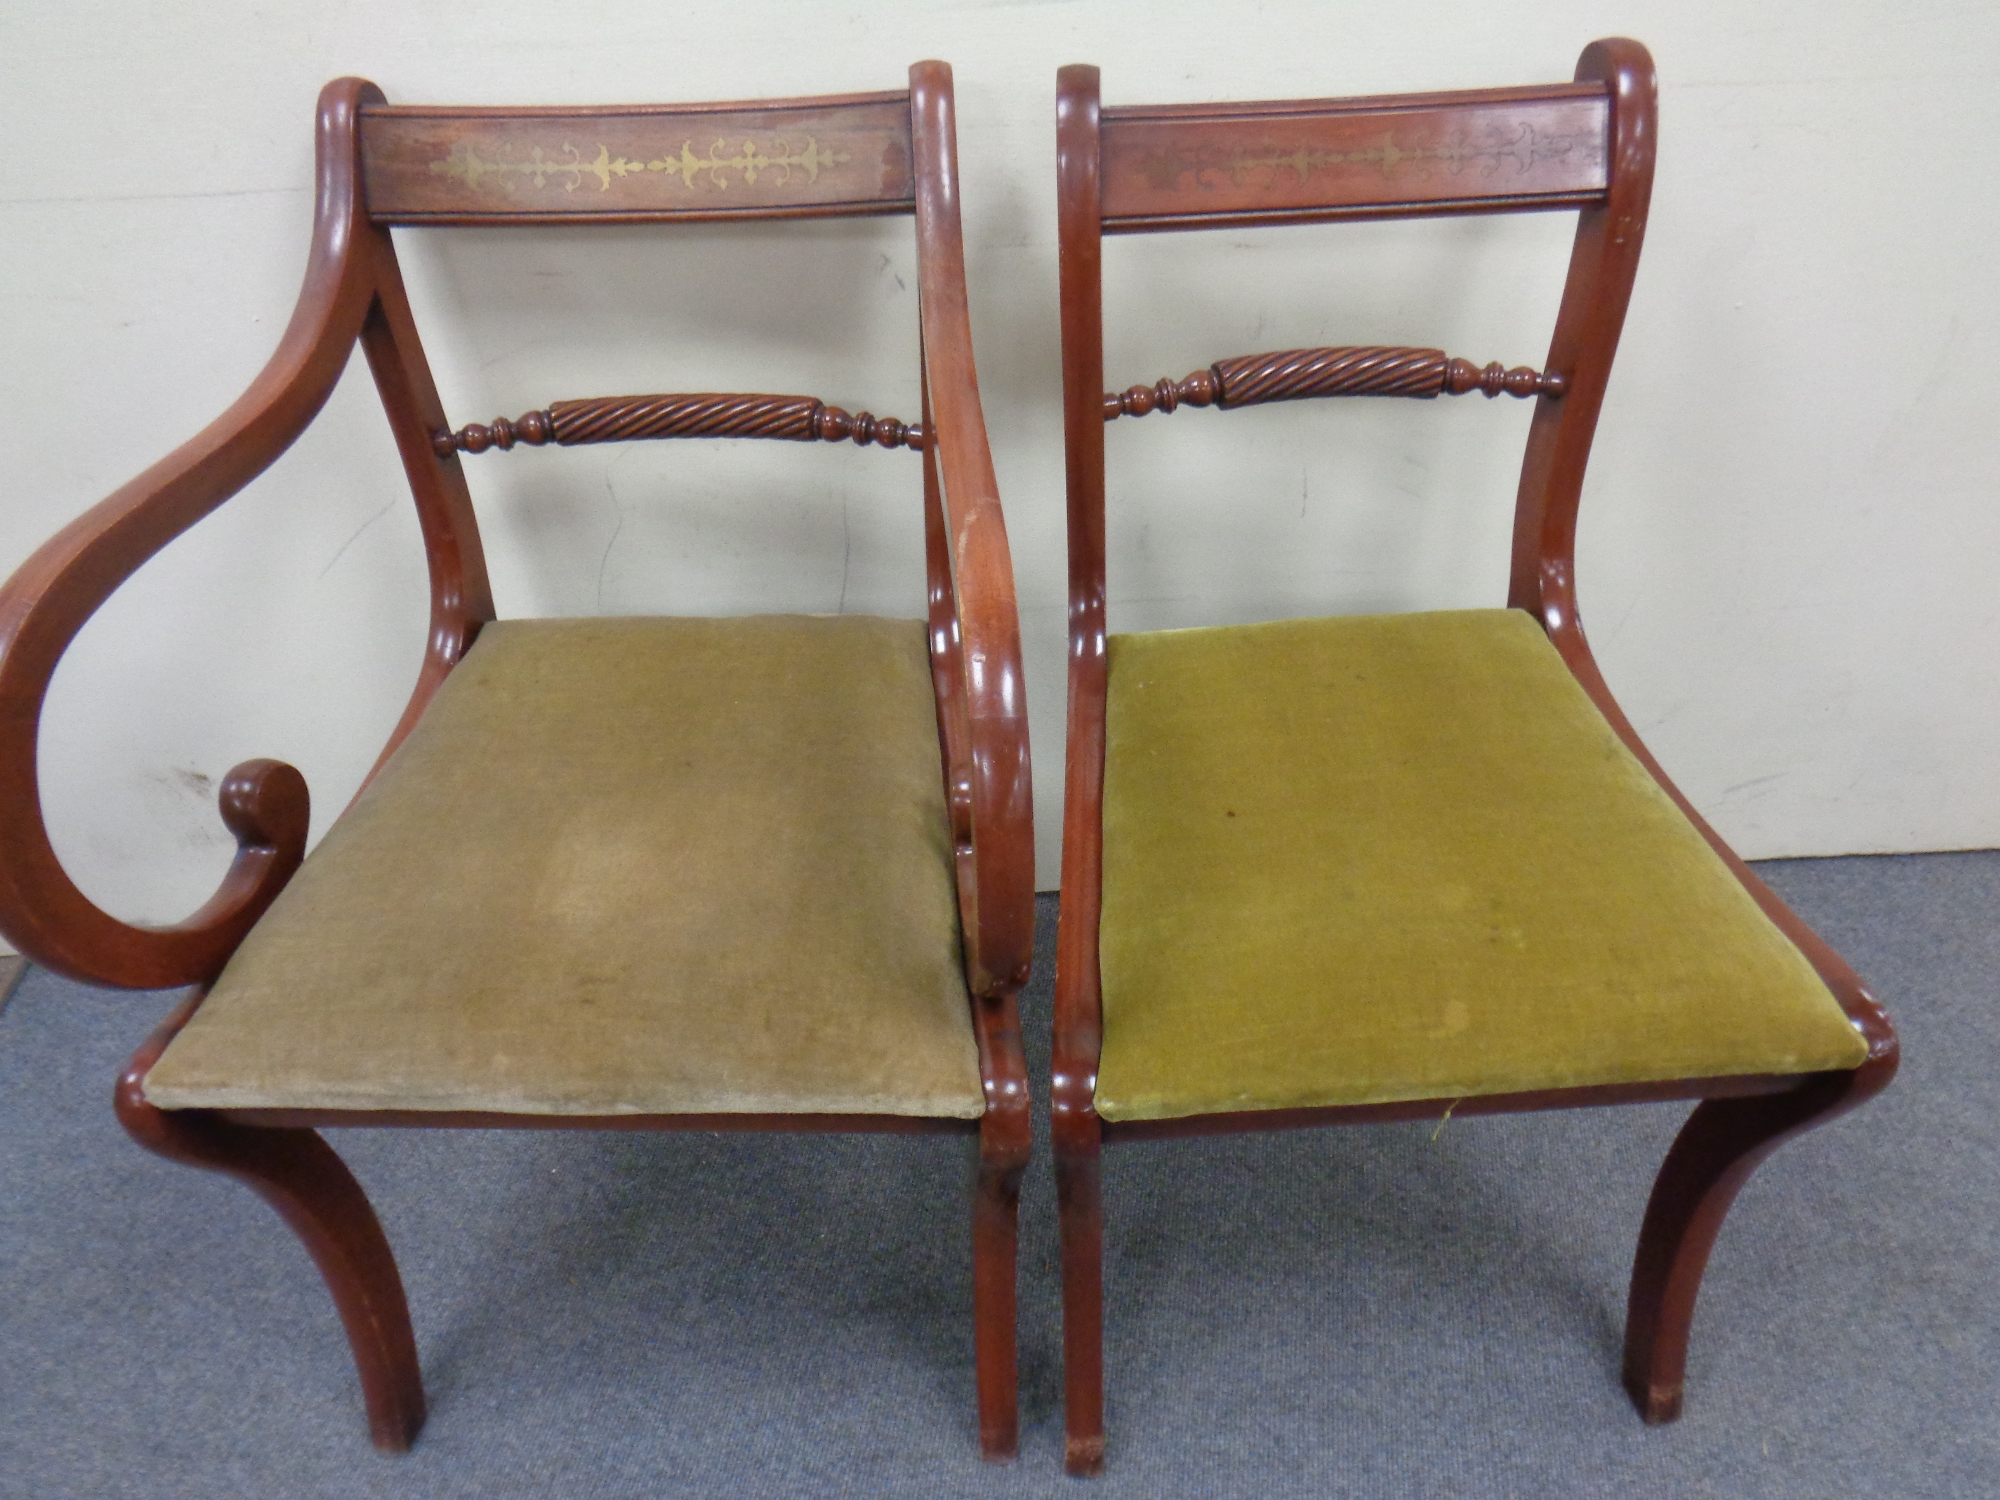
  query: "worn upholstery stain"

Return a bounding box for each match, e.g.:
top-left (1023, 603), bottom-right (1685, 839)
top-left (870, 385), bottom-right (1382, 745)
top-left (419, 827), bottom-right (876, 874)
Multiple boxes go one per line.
top-left (1427, 998), bottom-right (1470, 1039)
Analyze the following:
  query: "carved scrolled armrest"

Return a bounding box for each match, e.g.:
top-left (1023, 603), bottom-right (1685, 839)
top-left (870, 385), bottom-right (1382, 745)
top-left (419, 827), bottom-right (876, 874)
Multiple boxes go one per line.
top-left (912, 61), bottom-right (1034, 1007)
top-left (0, 80), bottom-right (385, 988)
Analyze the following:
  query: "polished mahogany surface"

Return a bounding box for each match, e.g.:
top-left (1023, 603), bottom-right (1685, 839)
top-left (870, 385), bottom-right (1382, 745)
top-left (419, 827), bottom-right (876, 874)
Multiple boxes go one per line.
top-left (1099, 82), bottom-right (1607, 232)
top-left (1101, 345), bottom-right (1564, 422)
top-left (436, 393), bottom-right (926, 455)
top-left (361, 92), bottom-right (915, 224)
top-left (1051, 40), bottom-right (1896, 1476)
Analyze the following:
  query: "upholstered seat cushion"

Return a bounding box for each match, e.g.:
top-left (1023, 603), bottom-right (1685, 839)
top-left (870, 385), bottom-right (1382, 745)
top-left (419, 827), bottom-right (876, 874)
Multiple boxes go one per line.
top-left (144, 614), bottom-right (984, 1119)
top-left (1094, 608), bottom-right (1868, 1124)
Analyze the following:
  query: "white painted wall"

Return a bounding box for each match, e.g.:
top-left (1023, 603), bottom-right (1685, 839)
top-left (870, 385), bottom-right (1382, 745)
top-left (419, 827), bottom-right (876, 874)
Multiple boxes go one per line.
top-left (2, 0), bottom-right (1995, 926)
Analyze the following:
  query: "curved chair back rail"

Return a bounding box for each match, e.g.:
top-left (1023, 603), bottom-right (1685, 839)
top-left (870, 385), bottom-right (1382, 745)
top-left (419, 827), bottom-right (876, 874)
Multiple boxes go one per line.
top-left (0, 65), bottom-right (1030, 1009)
top-left (361, 92), bottom-right (918, 225)
top-left (1051, 39), bottom-right (1896, 1477)
top-left (1096, 79), bottom-right (1609, 232)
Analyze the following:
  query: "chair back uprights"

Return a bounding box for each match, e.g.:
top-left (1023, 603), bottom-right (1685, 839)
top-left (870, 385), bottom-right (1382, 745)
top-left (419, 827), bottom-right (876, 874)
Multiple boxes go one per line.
top-left (377, 74), bottom-right (1032, 1007)
top-left (1056, 32), bottom-right (1893, 1176)
top-left (1064, 41), bottom-right (1652, 640)
top-left (0, 67), bottom-right (1030, 1008)
top-left (1057, 42), bottom-right (1685, 1131)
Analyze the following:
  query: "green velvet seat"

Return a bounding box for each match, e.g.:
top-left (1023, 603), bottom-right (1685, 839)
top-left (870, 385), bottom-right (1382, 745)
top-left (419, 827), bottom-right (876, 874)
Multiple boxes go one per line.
top-left (1095, 608), bottom-right (1868, 1124)
top-left (144, 613), bottom-right (985, 1119)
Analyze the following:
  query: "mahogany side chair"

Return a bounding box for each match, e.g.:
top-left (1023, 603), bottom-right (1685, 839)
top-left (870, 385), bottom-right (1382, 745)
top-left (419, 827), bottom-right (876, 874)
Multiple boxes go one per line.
top-left (1051, 39), bottom-right (1897, 1474)
top-left (0, 63), bottom-right (1034, 1459)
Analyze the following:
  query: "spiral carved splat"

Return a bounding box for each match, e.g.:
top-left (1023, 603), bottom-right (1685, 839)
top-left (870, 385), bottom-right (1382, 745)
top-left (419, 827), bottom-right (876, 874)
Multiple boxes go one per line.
top-left (1103, 346), bottom-right (1565, 422)
top-left (1215, 345), bottom-right (1451, 405)
top-left (433, 392), bottom-right (925, 456)
top-left (552, 392), bottom-right (820, 446)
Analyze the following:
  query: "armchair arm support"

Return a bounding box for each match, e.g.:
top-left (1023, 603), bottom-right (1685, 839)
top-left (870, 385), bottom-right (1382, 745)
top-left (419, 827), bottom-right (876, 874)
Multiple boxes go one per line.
top-left (910, 62), bottom-right (1034, 1002)
top-left (1510, 40), bottom-right (1892, 1063)
top-left (0, 80), bottom-right (383, 988)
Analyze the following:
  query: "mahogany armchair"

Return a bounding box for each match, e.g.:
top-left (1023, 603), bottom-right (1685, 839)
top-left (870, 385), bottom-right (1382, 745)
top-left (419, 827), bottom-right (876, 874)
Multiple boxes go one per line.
top-left (1051, 39), bottom-right (1897, 1473)
top-left (0, 63), bottom-right (1033, 1459)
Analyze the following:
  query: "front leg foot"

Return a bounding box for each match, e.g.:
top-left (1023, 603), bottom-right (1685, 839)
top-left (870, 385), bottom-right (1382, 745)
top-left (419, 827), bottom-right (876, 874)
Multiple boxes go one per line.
top-left (116, 1000), bottom-right (424, 1451)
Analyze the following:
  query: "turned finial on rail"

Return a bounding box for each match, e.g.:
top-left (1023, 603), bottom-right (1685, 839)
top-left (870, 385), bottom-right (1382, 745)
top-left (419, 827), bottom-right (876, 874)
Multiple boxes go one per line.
top-left (809, 404), bottom-right (925, 451)
top-left (1443, 357), bottom-right (1567, 399)
top-left (433, 410), bottom-right (556, 455)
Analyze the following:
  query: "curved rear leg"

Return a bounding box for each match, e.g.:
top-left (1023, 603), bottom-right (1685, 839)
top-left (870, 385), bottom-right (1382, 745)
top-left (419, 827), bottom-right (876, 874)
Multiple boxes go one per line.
top-left (116, 999), bottom-right (424, 1452)
top-left (972, 1123), bottom-right (1027, 1461)
top-left (968, 983), bottom-right (1031, 1462)
top-left (1055, 1118), bottom-right (1105, 1477)
top-left (1623, 1058), bottom-right (1894, 1423)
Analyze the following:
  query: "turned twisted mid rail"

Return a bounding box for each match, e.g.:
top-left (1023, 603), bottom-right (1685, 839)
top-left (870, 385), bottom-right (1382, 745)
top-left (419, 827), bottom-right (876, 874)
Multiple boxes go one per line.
top-left (435, 392), bottom-right (926, 456)
top-left (435, 346), bottom-right (1559, 458)
top-left (1104, 345), bottom-right (1566, 420)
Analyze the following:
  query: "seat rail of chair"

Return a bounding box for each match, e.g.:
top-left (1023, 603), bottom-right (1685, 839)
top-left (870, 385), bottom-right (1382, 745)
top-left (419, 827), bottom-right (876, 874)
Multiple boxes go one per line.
top-left (220, 1105), bottom-right (981, 1135)
top-left (362, 92), bottom-right (916, 224)
top-left (1097, 1072), bottom-right (1810, 1144)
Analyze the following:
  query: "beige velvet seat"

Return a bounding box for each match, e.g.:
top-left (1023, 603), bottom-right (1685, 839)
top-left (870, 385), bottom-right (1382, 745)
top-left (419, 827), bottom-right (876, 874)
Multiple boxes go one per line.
top-left (1093, 609), bottom-right (1867, 1124)
top-left (143, 615), bottom-right (985, 1119)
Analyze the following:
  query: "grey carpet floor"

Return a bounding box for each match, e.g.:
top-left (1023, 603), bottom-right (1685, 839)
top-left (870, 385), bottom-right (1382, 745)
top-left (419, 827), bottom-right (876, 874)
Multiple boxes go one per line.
top-left (2, 853), bottom-right (1994, 1498)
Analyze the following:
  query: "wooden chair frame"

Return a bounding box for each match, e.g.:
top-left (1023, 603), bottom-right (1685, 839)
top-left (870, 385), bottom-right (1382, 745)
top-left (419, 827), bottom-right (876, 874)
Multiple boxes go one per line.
top-left (0, 62), bottom-right (1033, 1460)
top-left (1051, 39), bottom-right (1897, 1475)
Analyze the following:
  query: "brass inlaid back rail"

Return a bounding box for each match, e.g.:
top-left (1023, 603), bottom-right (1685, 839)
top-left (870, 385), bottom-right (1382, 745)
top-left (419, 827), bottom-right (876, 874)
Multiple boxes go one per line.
top-left (435, 392), bottom-right (925, 456)
top-left (1104, 346), bottom-right (1566, 420)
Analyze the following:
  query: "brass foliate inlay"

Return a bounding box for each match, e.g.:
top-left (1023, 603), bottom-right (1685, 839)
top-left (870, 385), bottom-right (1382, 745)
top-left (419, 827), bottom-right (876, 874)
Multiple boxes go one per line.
top-left (429, 136), bottom-right (853, 195)
top-left (1140, 123), bottom-right (1598, 193)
